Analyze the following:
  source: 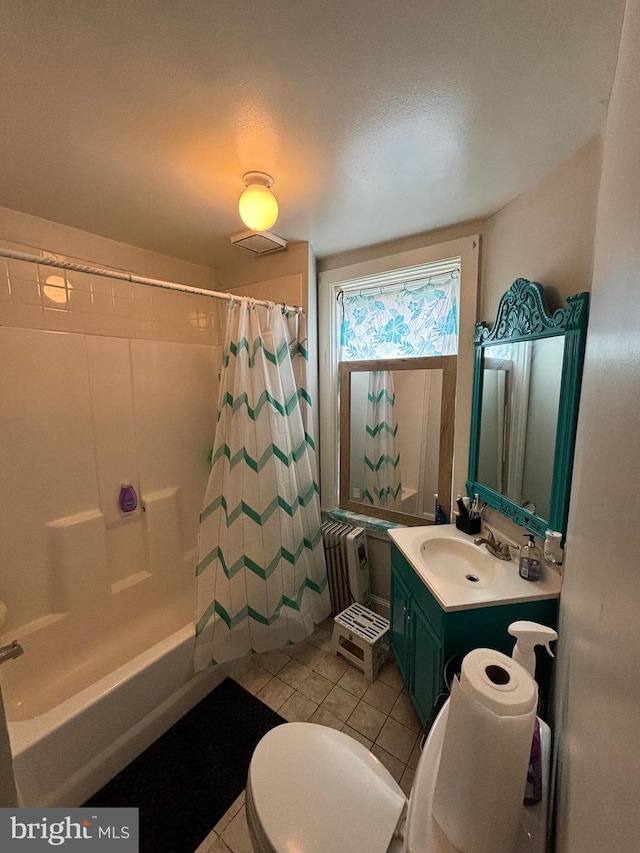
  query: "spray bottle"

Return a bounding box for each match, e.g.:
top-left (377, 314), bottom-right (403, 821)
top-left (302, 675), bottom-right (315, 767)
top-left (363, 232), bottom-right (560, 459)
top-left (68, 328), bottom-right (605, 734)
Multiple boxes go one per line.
top-left (508, 620), bottom-right (558, 804)
top-left (508, 620), bottom-right (558, 676)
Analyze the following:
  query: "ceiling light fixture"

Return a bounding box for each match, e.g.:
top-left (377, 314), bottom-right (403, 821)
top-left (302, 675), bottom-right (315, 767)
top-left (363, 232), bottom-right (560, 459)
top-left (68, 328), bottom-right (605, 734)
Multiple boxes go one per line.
top-left (238, 171), bottom-right (278, 231)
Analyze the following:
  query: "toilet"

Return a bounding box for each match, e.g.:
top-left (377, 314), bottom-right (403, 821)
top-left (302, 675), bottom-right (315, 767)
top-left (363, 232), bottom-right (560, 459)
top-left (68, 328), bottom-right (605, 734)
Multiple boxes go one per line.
top-left (246, 700), bottom-right (550, 853)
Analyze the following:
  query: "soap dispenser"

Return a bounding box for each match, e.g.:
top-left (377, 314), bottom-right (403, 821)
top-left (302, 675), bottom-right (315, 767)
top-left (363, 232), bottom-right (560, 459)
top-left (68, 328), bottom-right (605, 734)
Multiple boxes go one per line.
top-left (519, 535), bottom-right (542, 581)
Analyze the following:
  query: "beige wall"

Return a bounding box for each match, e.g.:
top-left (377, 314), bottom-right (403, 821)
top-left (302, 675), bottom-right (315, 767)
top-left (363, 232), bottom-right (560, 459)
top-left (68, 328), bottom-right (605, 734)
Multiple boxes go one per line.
top-left (318, 219), bottom-right (485, 274)
top-left (215, 241), bottom-right (311, 311)
top-left (554, 1), bottom-right (640, 850)
top-left (478, 133), bottom-right (602, 544)
top-left (482, 137), bottom-right (601, 319)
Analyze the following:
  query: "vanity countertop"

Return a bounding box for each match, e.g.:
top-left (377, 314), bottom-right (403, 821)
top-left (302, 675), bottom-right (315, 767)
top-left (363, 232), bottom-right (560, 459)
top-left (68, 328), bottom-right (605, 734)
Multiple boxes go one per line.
top-left (388, 523), bottom-right (561, 612)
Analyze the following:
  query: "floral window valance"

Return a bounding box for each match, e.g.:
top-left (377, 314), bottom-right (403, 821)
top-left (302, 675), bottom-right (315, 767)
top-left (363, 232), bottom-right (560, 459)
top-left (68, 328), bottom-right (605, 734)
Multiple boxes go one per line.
top-left (339, 270), bottom-right (459, 360)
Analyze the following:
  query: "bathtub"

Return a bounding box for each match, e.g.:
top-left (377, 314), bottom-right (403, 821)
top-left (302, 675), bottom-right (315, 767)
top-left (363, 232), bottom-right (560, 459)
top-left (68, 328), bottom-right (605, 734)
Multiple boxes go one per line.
top-left (6, 624), bottom-right (230, 807)
top-left (401, 487), bottom-right (418, 514)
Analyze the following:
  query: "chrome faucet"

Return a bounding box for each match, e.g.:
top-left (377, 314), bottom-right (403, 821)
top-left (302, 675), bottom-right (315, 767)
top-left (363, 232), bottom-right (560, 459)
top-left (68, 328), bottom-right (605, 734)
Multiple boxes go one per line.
top-left (0, 640), bottom-right (24, 665)
top-left (474, 528), bottom-right (519, 561)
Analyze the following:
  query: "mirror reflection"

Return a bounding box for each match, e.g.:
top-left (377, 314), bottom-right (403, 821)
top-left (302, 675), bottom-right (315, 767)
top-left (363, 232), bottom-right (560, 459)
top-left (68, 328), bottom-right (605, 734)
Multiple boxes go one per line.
top-left (477, 337), bottom-right (564, 520)
top-left (339, 356), bottom-right (456, 526)
top-left (349, 369), bottom-right (443, 518)
top-left (468, 277), bottom-right (590, 538)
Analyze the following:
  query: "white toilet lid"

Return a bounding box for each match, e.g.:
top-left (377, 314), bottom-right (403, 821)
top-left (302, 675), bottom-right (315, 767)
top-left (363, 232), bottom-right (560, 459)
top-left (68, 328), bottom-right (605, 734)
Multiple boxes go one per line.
top-left (249, 722), bottom-right (406, 853)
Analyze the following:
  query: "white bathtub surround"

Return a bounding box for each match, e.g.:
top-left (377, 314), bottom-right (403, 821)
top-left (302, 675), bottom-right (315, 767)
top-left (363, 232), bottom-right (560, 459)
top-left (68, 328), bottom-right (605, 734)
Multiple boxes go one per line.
top-left (47, 510), bottom-right (111, 610)
top-left (0, 327), bottom-right (219, 637)
top-left (0, 319), bottom-right (222, 804)
top-left (143, 487), bottom-right (184, 579)
top-left (196, 301), bottom-right (330, 670)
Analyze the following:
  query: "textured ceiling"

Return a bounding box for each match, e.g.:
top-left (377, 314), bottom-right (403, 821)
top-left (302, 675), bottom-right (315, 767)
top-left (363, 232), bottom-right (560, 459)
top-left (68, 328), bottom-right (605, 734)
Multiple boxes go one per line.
top-left (0, 1), bottom-right (625, 268)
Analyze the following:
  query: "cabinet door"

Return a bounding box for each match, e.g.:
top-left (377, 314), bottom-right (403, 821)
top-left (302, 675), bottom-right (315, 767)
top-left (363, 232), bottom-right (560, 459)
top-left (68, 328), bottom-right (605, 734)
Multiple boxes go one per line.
top-left (390, 567), bottom-right (412, 687)
top-left (411, 604), bottom-right (444, 726)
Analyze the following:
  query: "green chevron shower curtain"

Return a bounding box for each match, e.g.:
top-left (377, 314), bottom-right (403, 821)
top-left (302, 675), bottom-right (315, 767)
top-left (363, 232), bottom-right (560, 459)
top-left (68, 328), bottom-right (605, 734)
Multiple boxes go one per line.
top-left (363, 370), bottom-right (402, 509)
top-left (194, 300), bottom-right (330, 670)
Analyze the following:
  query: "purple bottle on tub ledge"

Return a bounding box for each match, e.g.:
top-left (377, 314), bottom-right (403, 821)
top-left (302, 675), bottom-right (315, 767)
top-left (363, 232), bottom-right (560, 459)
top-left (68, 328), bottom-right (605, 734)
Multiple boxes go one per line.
top-left (119, 484), bottom-right (138, 513)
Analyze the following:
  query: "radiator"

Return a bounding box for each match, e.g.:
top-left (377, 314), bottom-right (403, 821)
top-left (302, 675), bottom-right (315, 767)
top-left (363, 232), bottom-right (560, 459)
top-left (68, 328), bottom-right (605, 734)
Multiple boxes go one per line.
top-left (321, 521), bottom-right (371, 614)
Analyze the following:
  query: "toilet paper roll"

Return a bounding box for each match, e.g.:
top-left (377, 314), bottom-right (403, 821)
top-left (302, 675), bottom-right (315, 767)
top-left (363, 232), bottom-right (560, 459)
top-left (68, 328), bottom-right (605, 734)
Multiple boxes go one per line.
top-left (431, 649), bottom-right (538, 853)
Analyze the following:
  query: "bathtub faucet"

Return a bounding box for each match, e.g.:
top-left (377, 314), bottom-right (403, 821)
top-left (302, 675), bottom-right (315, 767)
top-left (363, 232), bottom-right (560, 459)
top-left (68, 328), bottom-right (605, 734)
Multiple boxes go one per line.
top-left (0, 640), bottom-right (24, 665)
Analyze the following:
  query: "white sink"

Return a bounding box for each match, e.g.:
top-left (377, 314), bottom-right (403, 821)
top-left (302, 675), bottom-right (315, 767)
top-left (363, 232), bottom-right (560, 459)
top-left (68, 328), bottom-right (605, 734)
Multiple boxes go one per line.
top-left (419, 537), bottom-right (499, 588)
top-left (389, 524), bottom-right (561, 611)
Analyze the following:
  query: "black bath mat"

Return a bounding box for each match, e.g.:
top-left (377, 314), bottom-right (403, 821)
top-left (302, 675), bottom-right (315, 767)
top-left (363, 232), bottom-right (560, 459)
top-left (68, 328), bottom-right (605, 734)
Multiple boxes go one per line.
top-left (84, 677), bottom-right (285, 853)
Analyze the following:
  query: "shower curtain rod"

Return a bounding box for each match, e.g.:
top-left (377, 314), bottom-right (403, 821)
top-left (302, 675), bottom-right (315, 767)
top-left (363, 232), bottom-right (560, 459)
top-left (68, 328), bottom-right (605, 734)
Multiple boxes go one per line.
top-left (0, 247), bottom-right (301, 312)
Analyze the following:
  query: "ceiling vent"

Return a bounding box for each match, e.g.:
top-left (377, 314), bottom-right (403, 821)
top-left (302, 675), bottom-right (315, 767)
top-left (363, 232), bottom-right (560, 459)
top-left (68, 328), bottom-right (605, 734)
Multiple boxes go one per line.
top-left (229, 230), bottom-right (288, 255)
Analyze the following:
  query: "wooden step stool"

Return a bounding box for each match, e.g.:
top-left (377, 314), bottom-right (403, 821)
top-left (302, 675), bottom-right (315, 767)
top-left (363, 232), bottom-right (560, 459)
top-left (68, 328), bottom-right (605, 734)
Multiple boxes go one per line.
top-left (331, 602), bottom-right (390, 682)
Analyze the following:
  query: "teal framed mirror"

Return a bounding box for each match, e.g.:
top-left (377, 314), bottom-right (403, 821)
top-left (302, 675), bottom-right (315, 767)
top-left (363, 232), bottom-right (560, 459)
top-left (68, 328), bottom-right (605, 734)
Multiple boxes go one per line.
top-left (467, 278), bottom-right (589, 539)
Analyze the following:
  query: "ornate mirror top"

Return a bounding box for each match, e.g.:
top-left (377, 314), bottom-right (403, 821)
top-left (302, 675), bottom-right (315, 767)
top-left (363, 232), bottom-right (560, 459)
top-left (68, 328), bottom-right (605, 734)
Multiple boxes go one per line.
top-left (475, 278), bottom-right (589, 345)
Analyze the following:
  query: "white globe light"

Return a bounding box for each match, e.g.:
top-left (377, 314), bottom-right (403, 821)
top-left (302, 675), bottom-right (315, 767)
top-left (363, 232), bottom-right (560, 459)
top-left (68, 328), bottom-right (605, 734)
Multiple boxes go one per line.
top-left (238, 173), bottom-right (278, 231)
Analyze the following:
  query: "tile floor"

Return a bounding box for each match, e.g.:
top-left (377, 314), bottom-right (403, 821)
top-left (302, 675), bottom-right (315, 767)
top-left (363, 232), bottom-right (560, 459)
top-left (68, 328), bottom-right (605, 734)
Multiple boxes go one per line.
top-left (194, 618), bottom-right (423, 853)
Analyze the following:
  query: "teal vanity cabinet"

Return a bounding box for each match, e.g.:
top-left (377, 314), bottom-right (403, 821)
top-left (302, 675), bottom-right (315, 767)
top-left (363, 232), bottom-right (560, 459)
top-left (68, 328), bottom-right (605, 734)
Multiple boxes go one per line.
top-left (390, 543), bottom-right (559, 725)
top-left (391, 548), bottom-right (445, 724)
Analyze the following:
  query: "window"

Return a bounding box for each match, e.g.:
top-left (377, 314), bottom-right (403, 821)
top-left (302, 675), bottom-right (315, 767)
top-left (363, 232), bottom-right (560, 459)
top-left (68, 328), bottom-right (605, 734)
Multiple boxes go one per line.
top-left (339, 266), bottom-right (460, 361)
top-left (318, 236), bottom-right (480, 515)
